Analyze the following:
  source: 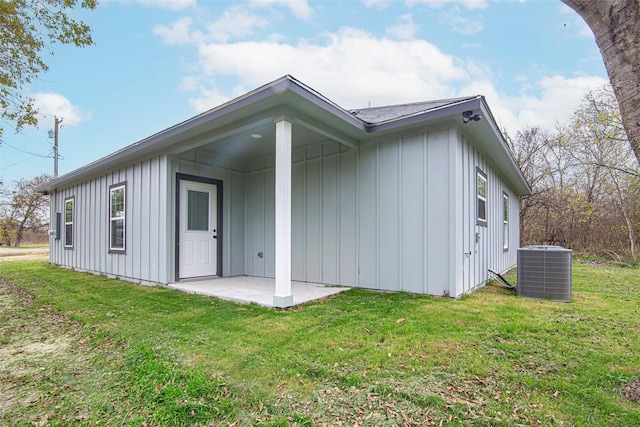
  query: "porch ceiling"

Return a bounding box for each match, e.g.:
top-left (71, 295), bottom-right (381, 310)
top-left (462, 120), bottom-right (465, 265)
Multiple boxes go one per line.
top-left (194, 120), bottom-right (331, 160)
top-left (173, 114), bottom-right (347, 162)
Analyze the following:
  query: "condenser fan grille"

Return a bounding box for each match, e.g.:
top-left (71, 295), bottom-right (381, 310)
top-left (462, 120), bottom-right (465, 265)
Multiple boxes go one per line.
top-left (517, 246), bottom-right (572, 302)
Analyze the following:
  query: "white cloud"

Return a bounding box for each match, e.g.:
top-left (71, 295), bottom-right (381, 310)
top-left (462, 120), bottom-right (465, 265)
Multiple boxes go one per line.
top-left (206, 6), bottom-right (271, 43)
top-left (179, 75), bottom-right (201, 92)
top-left (188, 87), bottom-right (234, 113)
top-left (459, 74), bottom-right (609, 133)
top-left (152, 4), bottom-right (607, 135)
top-left (361, 0), bottom-right (391, 9)
top-left (406, 0), bottom-right (488, 10)
top-left (249, 0), bottom-right (313, 20)
top-left (404, 0), bottom-right (486, 34)
top-left (518, 75), bottom-right (609, 127)
top-left (135, 0), bottom-right (196, 11)
top-left (385, 14), bottom-right (419, 40)
top-left (440, 5), bottom-right (484, 35)
top-left (154, 6), bottom-right (273, 45)
top-left (185, 27), bottom-right (470, 111)
top-left (32, 93), bottom-right (91, 128)
top-left (153, 17), bottom-right (198, 45)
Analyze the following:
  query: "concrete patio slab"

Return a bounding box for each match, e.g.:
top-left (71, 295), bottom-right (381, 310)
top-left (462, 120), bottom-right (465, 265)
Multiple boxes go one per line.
top-left (168, 276), bottom-right (350, 307)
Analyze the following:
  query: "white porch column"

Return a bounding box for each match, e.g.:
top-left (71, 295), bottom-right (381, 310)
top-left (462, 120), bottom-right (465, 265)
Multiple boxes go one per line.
top-left (273, 117), bottom-right (293, 308)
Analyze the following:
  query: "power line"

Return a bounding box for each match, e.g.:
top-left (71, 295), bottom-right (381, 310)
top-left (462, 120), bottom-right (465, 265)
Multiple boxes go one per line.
top-left (39, 112), bottom-right (132, 142)
top-left (12, 130), bottom-right (51, 147)
top-left (1, 141), bottom-right (51, 158)
top-left (2, 154), bottom-right (45, 171)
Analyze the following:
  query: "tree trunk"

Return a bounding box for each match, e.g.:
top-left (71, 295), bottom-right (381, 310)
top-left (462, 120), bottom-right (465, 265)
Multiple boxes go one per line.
top-left (14, 225), bottom-right (24, 247)
top-left (561, 0), bottom-right (640, 166)
top-left (609, 170), bottom-right (638, 263)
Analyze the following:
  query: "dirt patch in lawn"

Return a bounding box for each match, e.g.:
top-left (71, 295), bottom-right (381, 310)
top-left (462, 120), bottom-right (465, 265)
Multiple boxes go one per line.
top-left (622, 376), bottom-right (640, 405)
top-left (0, 279), bottom-right (93, 423)
top-left (0, 247), bottom-right (48, 263)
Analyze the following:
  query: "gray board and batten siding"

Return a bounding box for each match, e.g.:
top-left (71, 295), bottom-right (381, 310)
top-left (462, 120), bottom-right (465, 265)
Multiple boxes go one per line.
top-left (49, 128), bottom-right (520, 298)
top-left (43, 75), bottom-right (529, 299)
top-left (175, 125), bottom-right (520, 297)
top-left (49, 155), bottom-right (171, 285)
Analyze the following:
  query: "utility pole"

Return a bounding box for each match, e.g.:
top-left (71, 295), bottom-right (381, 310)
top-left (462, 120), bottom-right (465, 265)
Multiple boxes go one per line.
top-left (52, 116), bottom-right (62, 179)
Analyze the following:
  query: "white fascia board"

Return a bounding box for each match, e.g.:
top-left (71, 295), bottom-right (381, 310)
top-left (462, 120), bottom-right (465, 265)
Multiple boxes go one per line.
top-left (476, 98), bottom-right (531, 196)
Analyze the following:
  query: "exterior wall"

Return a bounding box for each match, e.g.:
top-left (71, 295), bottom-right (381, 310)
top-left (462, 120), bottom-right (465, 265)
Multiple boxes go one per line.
top-left (49, 125), bottom-right (522, 298)
top-left (173, 151), bottom-right (247, 279)
top-left (244, 126), bottom-right (521, 298)
top-left (245, 142), bottom-right (358, 286)
top-left (357, 129), bottom-right (454, 296)
top-left (457, 132), bottom-right (520, 297)
top-left (245, 128), bottom-right (458, 296)
top-left (49, 155), bottom-right (170, 285)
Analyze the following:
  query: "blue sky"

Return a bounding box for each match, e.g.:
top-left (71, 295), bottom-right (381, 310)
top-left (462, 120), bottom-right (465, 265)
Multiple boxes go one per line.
top-left (2, 0), bottom-right (608, 186)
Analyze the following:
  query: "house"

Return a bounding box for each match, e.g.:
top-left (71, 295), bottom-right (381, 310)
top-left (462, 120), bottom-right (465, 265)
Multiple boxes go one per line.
top-left (39, 75), bottom-right (531, 307)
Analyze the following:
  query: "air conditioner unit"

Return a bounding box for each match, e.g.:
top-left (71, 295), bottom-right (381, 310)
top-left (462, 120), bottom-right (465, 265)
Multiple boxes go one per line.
top-left (517, 246), bottom-right (572, 302)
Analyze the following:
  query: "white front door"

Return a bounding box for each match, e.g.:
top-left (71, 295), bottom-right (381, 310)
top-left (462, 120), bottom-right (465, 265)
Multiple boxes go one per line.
top-left (179, 180), bottom-right (218, 279)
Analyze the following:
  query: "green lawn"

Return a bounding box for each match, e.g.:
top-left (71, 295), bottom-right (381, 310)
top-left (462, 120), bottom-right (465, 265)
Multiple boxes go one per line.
top-left (1, 261), bottom-right (639, 426)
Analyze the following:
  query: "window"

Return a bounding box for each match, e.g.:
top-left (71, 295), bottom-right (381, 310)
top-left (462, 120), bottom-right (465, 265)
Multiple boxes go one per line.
top-left (64, 197), bottom-right (74, 248)
top-left (187, 189), bottom-right (209, 231)
top-left (109, 183), bottom-right (126, 252)
top-left (503, 192), bottom-right (509, 251)
top-left (476, 168), bottom-right (487, 226)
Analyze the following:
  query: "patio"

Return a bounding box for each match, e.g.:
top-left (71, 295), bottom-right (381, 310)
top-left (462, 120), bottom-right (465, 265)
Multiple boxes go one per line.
top-left (168, 276), bottom-right (350, 308)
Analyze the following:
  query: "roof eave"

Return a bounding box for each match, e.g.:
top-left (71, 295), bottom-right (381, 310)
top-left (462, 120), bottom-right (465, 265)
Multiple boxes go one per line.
top-left (37, 75), bottom-right (368, 193)
top-left (37, 76), bottom-right (530, 197)
top-left (477, 97), bottom-right (531, 196)
top-left (361, 96), bottom-right (531, 196)
top-left (362, 96), bottom-right (483, 132)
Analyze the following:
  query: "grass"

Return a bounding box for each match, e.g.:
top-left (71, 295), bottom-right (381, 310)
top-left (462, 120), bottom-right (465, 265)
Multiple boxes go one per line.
top-left (0, 261), bottom-right (639, 426)
top-left (0, 243), bottom-right (49, 250)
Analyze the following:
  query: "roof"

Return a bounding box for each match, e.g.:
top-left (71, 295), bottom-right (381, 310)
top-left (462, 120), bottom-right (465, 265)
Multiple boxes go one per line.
top-left (350, 96), bottom-right (478, 124)
top-left (38, 75), bottom-right (530, 195)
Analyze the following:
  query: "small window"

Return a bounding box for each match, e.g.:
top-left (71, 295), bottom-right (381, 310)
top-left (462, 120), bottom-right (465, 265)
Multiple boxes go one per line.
top-left (64, 197), bottom-right (74, 249)
top-left (187, 190), bottom-right (210, 231)
top-left (503, 192), bottom-right (509, 251)
top-left (476, 168), bottom-right (487, 226)
top-left (109, 183), bottom-right (126, 253)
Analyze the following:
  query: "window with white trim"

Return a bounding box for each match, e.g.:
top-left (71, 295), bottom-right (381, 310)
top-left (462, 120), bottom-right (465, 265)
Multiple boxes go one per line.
top-left (476, 168), bottom-right (487, 226)
top-left (503, 192), bottom-right (509, 251)
top-left (64, 197), bottom-right (74, 249)
top-left (109, 183), bottom-right (126, 252)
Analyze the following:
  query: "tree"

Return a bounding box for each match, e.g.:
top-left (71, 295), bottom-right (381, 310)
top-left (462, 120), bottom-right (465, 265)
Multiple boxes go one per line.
top-left (511, 87), bottom-right (639, 262)
top-left (563, 87), bottom-right (639, 260)
top-left (0, 174), bottom-right (50, 246)
top-left (561, 0), bottom-right (640, 166)
top-left (507, 126), bottom-right (554, 245)
top-left (0, 0), bottom-right (97, 137)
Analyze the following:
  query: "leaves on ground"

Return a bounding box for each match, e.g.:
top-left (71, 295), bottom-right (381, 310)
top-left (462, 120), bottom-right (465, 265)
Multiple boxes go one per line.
top-left (1, 262), bottom-right (639, 426)
top-left (623, 376), bottom-right (640, 405)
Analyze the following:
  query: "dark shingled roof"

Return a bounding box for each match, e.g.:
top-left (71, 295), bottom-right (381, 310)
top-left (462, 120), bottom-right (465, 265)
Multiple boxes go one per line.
top-left (350, 96), bottom-right (479, 125)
